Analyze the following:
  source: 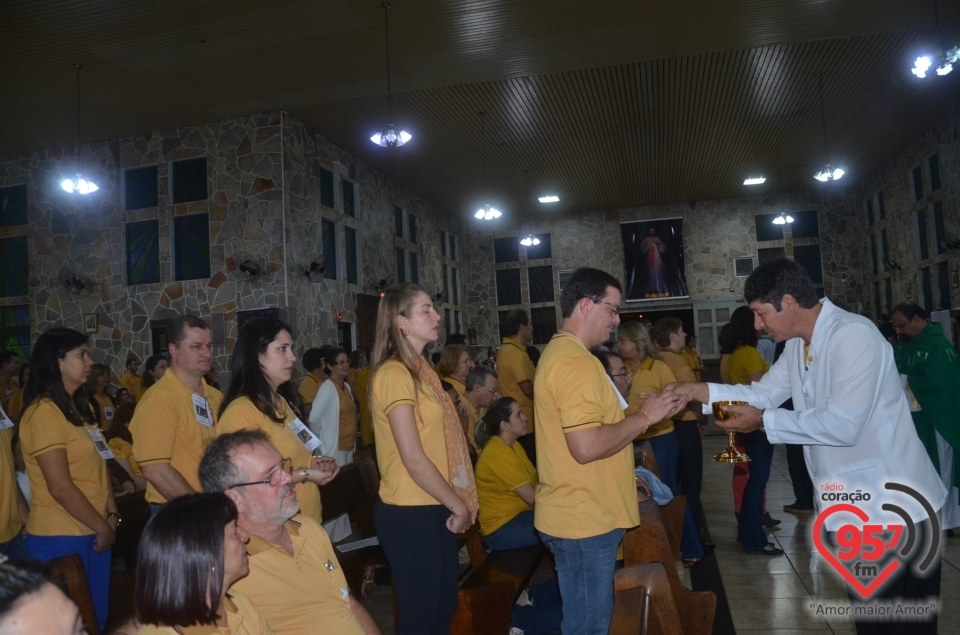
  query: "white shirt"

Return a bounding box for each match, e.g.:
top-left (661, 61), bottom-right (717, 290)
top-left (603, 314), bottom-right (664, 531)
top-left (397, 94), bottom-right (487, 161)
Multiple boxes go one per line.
top-left (707, 298), bottom-right (946, 529)
top-left (307, 379), bottom-right (353, 461)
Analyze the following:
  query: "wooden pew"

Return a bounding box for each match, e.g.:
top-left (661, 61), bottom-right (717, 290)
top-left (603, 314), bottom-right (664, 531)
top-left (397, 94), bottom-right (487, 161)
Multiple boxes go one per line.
top-left (623, 501), bottom-right (716, 635)
top-left (634, 440), bottom-right (688, 561)
top-left (50, 554), bottom-right (100, 635)
top-left (610, 563), bottom-right (684, 635)
top-left (318, 457), bottom-right (384, 598)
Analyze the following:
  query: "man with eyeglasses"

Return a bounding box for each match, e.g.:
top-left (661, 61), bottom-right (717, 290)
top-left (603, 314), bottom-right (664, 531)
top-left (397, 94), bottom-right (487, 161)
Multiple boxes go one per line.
top-left (533, 267), bottom-right (688, 635)
top-left (891, 302), bottom-right (960, 534)
top-left (199, 430), bottom-right (381, 635)
top-left (462, 365), bottom-right (500, 451)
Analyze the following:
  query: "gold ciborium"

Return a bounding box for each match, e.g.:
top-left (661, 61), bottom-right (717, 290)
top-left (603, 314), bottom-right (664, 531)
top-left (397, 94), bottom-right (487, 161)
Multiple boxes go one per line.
top-left (712, 401), bottom-right (750, 463)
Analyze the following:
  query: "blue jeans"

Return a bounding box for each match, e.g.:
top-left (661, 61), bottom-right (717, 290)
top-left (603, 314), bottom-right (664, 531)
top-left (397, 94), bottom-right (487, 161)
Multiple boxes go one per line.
top-left (738, 431), bottom-right (774, 550)
top-left (540, 528), bottom-right (625, 635)
top-left (0, 532), bottom-right (28, 558)
top-left (512, 578), bottom-right (563, 635)
top-left (483, 510), bottom-right (541, 551)
top-left (26, 533), bottom-right (111, 631)
top-left (674, 421), bottom-right (704, 530)
top-left (649, 433), bottom-right (704, 559)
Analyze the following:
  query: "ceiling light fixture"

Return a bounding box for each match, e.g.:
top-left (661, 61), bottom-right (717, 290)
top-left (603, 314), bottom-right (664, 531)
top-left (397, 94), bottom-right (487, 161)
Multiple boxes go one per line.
top-left (474, 111), bottom-right (501, 220)
top-left (911, 0), bottom-right (958, 78)
top-left (812, 73), bottom-right (844, 183)
top-left (520, 234), bottom-right (541, 246)
top-left (61, 64), bottom-right (98, 195)
top-left (743, 177), bottom-right (766, 185)
top-left (538, 195), bottom-right (559, 203)
top-left (772, 212), bottom-right (794, 225)
top-left (370, 3), bottom-right (411, 147)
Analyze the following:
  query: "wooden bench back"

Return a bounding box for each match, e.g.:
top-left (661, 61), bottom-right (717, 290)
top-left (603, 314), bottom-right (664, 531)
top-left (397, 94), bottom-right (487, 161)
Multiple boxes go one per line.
top-left (610, 563), bottom-right (684, 635)
top-left (50, 554), bottom-right (100, 635)
top-left (635, 440), bottom-right (661, 479)
top-left (319, 457), bottom-right (380, 523)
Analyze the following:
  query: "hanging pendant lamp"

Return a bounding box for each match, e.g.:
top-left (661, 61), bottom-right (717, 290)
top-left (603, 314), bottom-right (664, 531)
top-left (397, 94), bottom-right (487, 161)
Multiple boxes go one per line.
top-left (911, 0), bottom-right (958, 77)
top-left (812, 73), bottom-right (844, 183)
top-left (474, 111), bottom-right (501, 220)
top-left (370, 3), bottom-right (411, 147)
top-left (61, 64), bottom-right (99, 194)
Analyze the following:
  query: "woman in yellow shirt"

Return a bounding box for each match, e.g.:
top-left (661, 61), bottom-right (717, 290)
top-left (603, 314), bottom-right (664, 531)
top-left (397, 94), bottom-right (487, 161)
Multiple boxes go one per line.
top-left (725, 306), bottom-right (780, 556)
top-left (133, 493), bottom-right (274, 635)
top-left (87, 363), bottom-right (116, 427)
top-left (105, 403), bottom-right (147, 491)
top-left (474, 397), bottom-right (539, 550)
top-left (5, 363), bottom-right (28, 422)
top-left (217, 318), bottom-right (339, 525)
top-left (370, 284), bottom-right (477, 635)
top-left (436, 344), bottom-right (473, 396)
top-left (136, 355), bottom-right (167, 403)
top-left (19, 328), bottom-right (118, 631)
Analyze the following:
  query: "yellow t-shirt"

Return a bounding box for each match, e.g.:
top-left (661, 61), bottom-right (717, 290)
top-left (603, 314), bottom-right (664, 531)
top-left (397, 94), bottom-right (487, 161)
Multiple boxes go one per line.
top-left (5, 390), bottom-right (23, 421)
top-left (0, 377), bottom-right (17, 405)
top-left (336, 381), bottom-right (357, 451)
top-left (659, 349), bottom-right (698, 421)
top-left (719, 354), bottom-right (730, 384)
top-left (346, 367), bottom-right (360, 387)
top-left (92, 393), bottom-right (115, 426)
top-left (681, 347), bottom-right (702, 381)
top-left (476, 436), bottom-right (538, 536)
top-left (442, 376), bottom-right (466, 398)
top-left (217, 396), bottom-right (321, 523)
top-left (626, 358), bottom-right (677, 439)
top-left (371, 360), bottom-right (450, 506)
top-left (462, 398), bottom-right (481, 451)
top-left (108, 437), bottom-right (142, 476)
top-left (0, 428), bottom-right (22, 543)
top-left (231, 516), bottom-right (365, 635)
top-left (356, 367), bottom-right (373, 446)
top-left (533, 333), bottom-right (639, 539)
top-left (727, 345), bottom-right (770, 386)
top-left (134, 591), bottom-right (274, 635)
top-left (121, 371), bottom-right (142, 397)
top-left (498, 338), bottom-right (535, 423)
top-left (130, 369), bottom-right (223, 505)
top-left (19, 399), bottom-right (109, 536)
top-left (298, 372), bottom-right (325, 407)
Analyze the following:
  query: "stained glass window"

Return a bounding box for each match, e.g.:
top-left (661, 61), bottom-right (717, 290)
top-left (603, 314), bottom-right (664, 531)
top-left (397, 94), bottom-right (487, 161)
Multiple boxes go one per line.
top-left (126, 219), bottom-right (160, 285)
top-left (171, 157), bottom-right (207, 204)
top-left (494, 237), bottom-right (519, 263)
top-left (0, 185), bottom-right (27, 227)
top-left (496, 268), bottom-right (521, 306)
top-left (342, 179), bottom-right (356, 217)
top-left (345, 227), bottom-right (358, 284)
top-left (528, 265), bottom-right (555, 303)
top-left (0, 305), bottom-right (30, 363)
top-left (124, 165), bottom-right (158, 211)
top-left (173, 214), bottom-right (211, 281)
top-left (320, 168), bottom-right (335, 209)
top-left (0, 236), bottom-right (28, 297)
top-left (322, 219), bottom-right (337, 280)
top-left (530, 307), bottom-right (557, 345)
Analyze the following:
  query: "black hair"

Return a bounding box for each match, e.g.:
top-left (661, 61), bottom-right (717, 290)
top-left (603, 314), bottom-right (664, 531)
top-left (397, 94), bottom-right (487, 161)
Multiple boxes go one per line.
top-left (743, 259), bottom-right (819, 310)
top-left (105, 402), bottom-right (137, 444)
top-left (0, 351), bottom-right (17, 367)
top-left (892, 302), bottom-right (930, 322)
top-left (431, 351), bottom-right (442, 365)
top-left (878, 322), bottom-right (897, 341)
top-left (301, 348), bottom-right (324, 373)
top-left (141, 355), bottom-right (167, 389)
top-left (322, 348), bottom-right (347, 371)
top-left (445, 333), bottom-right (468, 346)
top-left (199, 429), bottom-right (271, 493)
top-left (503, 310), bottom-right (530, 338)
top-left (0, 559), bottom-right (53, 618)
top-left (17, 363), bottom-right (29, 391)
top-left (126, 356), bottom-right (140, 368)
top-left (21, 328), bottom-right (94, 428)
top-left (559, 268), bottom-right (623, 319)
top-left (165, 315), bottom-right (210, 349)
top-left (477, 397), bottom-right (519, 449)
top-left (717, 323), bottom-right (735, 356)
top-left (591, 349), bottom-right (622, 374)
top-left (134, 493), bottom-right (238, 627)
top-left (219, 318), bottom-right (292, 424)
top-left (728, 306), bottom-right (758, 349)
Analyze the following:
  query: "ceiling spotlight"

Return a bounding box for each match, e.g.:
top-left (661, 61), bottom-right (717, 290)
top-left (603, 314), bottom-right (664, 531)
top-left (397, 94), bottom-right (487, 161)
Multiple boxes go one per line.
top-left (813, 165), bottom-right (844, 182)
top-left (743, 177), bottom-right (766, 185)
top-left (520, 234), bottom-right (541, 246)
top-left (912, 56), bottom-right (933, 78)
top-left (772, 212), bottom-right (794, 225)
top-left (474, 204), bottom-right (501, 220)
top-left (911, 0), bottom-right (958, 78)
top-left (811, 74), bottom-right (845, 184)
top-left (62, 64), bottom-right (98, 195)
top-left (370, 4), bottom-right (411, 147)
top-left (538, 195), bottom-right (560, 203)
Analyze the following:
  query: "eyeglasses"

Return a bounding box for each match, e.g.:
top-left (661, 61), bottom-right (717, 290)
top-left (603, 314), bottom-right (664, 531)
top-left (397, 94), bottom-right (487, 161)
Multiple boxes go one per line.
top-left (609, 373), bottom-right (631, 379)
top-left (589, 296), bottom-right (620, 314)
top-left (891, 321), bottom-right (909, 331)
top-left (480, 385), bottom-right (499, 396)
top-left (229, 458), bottom-right (292, 489)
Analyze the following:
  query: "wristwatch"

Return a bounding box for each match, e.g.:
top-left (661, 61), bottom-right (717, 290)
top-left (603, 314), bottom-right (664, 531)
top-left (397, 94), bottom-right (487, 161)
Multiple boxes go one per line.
top-left (300, 468), bottom-right (310, 484)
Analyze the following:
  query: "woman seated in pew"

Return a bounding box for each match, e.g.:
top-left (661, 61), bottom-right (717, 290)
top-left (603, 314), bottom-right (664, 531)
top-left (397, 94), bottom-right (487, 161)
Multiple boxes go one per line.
top-left (130, 492), bottom-right (275, 635)
top-left (0, 558), bottom-right (88, 635)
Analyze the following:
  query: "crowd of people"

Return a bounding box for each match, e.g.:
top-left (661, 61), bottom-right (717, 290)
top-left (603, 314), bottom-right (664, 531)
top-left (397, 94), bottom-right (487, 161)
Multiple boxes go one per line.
top-left (1, 258), bottom-right (957, 635)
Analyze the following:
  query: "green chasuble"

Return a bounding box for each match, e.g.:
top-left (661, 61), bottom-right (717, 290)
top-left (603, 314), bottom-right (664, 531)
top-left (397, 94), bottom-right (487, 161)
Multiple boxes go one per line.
top-left (894, 321), bottom-right (960, 488)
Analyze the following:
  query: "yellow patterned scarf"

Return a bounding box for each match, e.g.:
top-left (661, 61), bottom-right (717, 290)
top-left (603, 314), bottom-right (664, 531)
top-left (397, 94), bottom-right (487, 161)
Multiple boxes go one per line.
top-left (416, 356), bottom-right (478, 512)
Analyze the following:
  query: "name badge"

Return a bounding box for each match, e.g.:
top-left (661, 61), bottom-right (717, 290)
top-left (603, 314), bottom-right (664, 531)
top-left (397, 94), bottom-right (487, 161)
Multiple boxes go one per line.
top-left (103, 406), bottom-right (114, 421)
top-left (87, 428), bottom-right (116, 459)
top-left (288, 417), bottom-right (321, 453)
top-left (0, 404), bottom-right (13, 430)
top-left (192, 394), bottom-right (214, 427)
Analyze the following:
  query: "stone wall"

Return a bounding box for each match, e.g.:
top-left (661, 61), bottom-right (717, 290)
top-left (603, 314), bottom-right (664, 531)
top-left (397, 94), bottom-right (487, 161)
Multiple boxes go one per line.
top-left (0, 111), bottom-right (465, 381)
top-left (463, 191), bottom-right (862, 347)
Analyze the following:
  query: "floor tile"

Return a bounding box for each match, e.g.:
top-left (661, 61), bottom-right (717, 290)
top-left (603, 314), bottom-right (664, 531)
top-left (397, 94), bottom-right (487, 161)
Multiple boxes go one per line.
top-left (721, 572), bottom-right (812, 598)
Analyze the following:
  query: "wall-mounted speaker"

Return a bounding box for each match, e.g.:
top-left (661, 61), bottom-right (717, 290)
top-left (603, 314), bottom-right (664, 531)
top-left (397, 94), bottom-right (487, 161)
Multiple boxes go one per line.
top-left (734, 257), bottom-right (755, 278)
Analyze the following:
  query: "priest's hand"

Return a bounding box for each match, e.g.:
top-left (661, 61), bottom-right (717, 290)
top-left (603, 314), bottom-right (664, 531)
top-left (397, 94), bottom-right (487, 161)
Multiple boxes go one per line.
top-left (714, 404), bottom-right (764, 433)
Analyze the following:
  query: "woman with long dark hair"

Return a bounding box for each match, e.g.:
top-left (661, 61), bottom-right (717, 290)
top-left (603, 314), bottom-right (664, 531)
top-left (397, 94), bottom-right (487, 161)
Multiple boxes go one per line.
top-left (137, 355), bottom-right (167, 402)
top-left (132, 492), bottom-right (273, 634)
top-left (86, 363), bottom-right (115, 426)
top-left (369, 284), bottom-right (477, 635)
top-left (19, 328), bottom-right (118, 630)
top-left (217, 318), bottom-right (338, 523)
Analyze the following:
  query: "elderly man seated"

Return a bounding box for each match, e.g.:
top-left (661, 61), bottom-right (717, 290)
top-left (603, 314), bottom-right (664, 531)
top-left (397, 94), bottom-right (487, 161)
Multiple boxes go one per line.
top-left (199, 430), bottom-right (380, 635)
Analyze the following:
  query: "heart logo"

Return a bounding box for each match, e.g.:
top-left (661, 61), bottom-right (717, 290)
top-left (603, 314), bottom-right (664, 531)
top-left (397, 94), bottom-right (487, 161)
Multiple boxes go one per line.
top-left (812, 504), bottom-right (901, 599)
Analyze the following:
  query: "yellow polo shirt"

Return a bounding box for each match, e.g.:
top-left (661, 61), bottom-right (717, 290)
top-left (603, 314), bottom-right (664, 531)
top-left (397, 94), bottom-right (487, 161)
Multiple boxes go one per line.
top-left (19, 398), bottom-right (109, 536)
top-left (232, 516), bottom-right (365, 635)
top-left (442, 376), bottom-right (466, 398)
top-left (498, 338), bottom-right (535, 423)
top-left (134, 591), bottom-right (274, 635)
top-left (681, 346), bottom-right (702, 381)
top-left (728, 345), bottom-right (769, 386)
top-left (371, 360), bottom-right (450, 506)
top-left (217, 396), bottom-right (321, 523)
top-left (356, 367), bottom-right (373, 446)
top-left (130, 369), bottom-right (223, 504)
top-left (533, 333), bottom-right (639, 539)
top-left (335, 381), bottom-right (357, 451)
top-left (298, 372), bottom-right (325, 407)
top-left (92, 393), bottom-right (115, 427)
top-left (0, 428), bottom-right (22, 543)
top-left (463, 397), bottom-right (482, 451)
top-left (121, 371), bottom-right (142, 397)
top-left (626, 357), bottom-right (677, 439)
top-left (5, 390), bottom-right (23, 421)
top-left (476, 436), bottom-right (537, 536)
top-left (659, 349), bottom-right (698, 421)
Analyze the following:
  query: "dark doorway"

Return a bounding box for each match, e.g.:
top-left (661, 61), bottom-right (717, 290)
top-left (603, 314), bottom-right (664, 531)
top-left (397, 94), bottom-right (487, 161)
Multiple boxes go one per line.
top-left (337, 322), bottom-right (354, 354)
top-left (619, 307), bottom-right (695, 342)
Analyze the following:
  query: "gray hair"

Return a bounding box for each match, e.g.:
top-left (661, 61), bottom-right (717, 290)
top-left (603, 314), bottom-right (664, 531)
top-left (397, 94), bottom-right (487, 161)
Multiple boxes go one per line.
top-left (199, 430), bottom-right (271, 493)
top-left (465, 365), bottom-right (497, 392)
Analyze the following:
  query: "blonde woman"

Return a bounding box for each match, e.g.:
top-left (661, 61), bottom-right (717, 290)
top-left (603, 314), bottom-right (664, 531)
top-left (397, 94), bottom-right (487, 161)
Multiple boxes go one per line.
top-left (369, 284), bottom-right (477, 635)
top-left (435, 344), bottom-right (474, 397)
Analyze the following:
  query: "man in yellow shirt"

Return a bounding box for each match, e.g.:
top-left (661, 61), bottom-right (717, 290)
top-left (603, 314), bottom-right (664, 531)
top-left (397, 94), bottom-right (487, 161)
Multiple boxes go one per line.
top-left (297, 348), bottom-right (326, 419)
top-left (462, 365), bottom-right (499, 451)
top-left (120, 356), bottom-right (142, 396)
top-left (131, 315), bottom-right (222, 511)
top-left (200, 430), bottom-right (380, 635)
top-left (534, 268), bottom-right (687, 635)
top-left (0, 351), bottom-right (21, 410)
top-left (681, 334), bottom-right (704, 381)
top-left (498, 309), bottom-right (536, 423)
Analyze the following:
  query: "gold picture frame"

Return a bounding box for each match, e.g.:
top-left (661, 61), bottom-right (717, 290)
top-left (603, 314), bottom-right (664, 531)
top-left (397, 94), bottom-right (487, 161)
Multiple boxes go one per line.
top-left (83, 313), bottom-right (99, 334)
